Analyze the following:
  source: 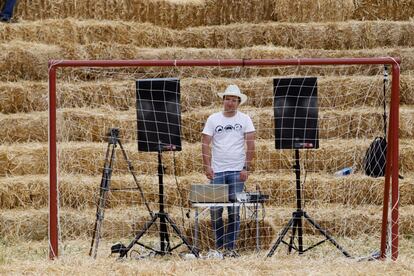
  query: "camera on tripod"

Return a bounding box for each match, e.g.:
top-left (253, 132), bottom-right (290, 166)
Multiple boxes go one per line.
top-left (108, 128), bottom-right (120, 144)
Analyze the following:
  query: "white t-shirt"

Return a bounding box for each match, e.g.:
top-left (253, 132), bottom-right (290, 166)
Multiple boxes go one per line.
top-left (202, 111), bottom-right (255, 173)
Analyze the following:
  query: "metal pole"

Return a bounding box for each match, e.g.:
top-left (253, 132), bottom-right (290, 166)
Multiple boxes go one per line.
top-left (48, 64), bottom-right (58, 260)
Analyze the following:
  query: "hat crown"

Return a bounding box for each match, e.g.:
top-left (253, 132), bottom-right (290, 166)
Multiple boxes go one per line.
top-left (224, 84), bottom-right (241, 95)
top-left (217, 84), bottom-right (247, 105)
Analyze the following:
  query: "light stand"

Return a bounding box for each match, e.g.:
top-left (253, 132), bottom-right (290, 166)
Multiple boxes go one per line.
top-left (116, 142), bottom-right (199, 258)
top-left (115, 77), bottom-right (198, 258)
top-left (269, 77), bottom-right (350, 258)
top-left (267, 145), bottom-right (350, 257)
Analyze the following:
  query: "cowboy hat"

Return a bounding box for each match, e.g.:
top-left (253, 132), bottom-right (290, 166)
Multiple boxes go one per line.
top-left (217, 84), bottom-right (247, 105)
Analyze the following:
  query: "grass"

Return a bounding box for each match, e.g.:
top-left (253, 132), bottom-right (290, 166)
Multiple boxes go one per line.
top-left (0, 237), bottom-right (413, 275)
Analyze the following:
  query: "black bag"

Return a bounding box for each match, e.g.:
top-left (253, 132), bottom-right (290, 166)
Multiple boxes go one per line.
top-left (363, 137), bottom-right (387, 177)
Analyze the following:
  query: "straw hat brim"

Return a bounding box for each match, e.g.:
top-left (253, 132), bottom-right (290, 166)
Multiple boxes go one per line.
top-left (217, 92), bottom-right (247, 105)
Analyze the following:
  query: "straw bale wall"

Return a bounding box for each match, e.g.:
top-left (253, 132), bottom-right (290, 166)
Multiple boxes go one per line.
top-left (180, 21), bottom-right (414, 49)
top-left (2, 173), bottom-right (413, 210)
top-left (1, 43), bottom-right (414, 81)
top-left (11, 0), bottom-right (414, 27)
top-left (353, 0), bottom-right (414, 21)
top-left (3, 107), bottom-right (412, 143)
top-left (14, 0), bottom-right (275, 28)
top-left (0, 0), bottom-right (412, 254)
top-left (273, 0), bottom-right (354, 23)
top-left (2, 75), bottom-right (414, 114)
top-left (185, 219), bottom-right (275, 251)
top-left (1, 20), bottom-right (413, 49)
top-left (1, 140), bottom-right (414, 178)
top-left (1, 206), bottom-right (413, 241)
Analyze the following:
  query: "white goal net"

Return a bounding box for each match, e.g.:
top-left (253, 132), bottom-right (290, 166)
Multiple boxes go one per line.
top-left (48, 58), bottom-right (400, 260)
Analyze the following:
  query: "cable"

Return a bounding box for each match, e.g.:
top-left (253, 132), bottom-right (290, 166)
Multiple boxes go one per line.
top-left (302, 149), bottom-right (309, 209)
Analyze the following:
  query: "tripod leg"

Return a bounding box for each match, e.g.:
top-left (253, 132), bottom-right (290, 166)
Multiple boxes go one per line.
top-left (288, 215), bottom-right (298, 254)
top-left (267, 217), bottom-right (295, 257)
top-left (165, 215), bottom-right (200, 257)
top-left (303, 212), bottom-right (351, 257)
top-left (89, 142), bottom-right (116, 258)
top-left (120, 214), bottom-right (159, 258)
top-left (297, 213), bottom-right (304, 254)
top-left (118, 140), bottom-right (154, 218)
top-left (159, 214), bottom-right (170, 254)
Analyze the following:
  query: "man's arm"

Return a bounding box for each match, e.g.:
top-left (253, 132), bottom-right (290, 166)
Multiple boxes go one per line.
top-left (240, 131), bottom-right (255, 181)
top-left (244, 131), bottom-right (256, 170)
top-left (201, 134), bottom-right (214, 180)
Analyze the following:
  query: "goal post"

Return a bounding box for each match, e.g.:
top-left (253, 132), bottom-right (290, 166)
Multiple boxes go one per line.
top-left (48, 57), bottom-right (400, 260)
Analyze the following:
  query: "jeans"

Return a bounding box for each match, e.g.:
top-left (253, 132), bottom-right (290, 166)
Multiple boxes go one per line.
top-left (210, 171), bottom-right (244, 250)
top-left (0, 0), bottom-right (17, 20)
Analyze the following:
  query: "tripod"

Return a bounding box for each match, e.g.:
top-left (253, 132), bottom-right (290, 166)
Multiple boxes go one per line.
top-left (267, 148), bottom-right (351, 257)
top-left (116, 143), bottom-right (199, 258)
top-left (89, 128), bottom-right (153, 259)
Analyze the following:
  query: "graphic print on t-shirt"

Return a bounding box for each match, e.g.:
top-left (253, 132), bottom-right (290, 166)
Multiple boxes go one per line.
top-left (215, 124), bottom-right (242, 135)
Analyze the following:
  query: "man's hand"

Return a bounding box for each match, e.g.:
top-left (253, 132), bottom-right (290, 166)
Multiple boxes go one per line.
top-left (205, 167), bottom-right (214, 180)
top-left (240, 169), bottom-right (248, 182)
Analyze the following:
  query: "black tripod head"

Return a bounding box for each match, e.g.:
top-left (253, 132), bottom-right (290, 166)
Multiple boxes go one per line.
top-left (108, 128), bottom-right (120, 145)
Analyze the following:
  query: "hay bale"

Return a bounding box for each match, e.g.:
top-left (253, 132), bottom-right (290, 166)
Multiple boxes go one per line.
top-left (14, 0), bottom-right (274, 28)
top-left (0, 209), bottom-right (49, 241)
top-left (60, 173), bottom-right (205, 210)
top-left (13, 0), bottom-right (414, 26)
top-left (1, 20), bottom-right (414, 49)
top-left (1, 205), bottom-right (413, 242)
top-left (0, 172), bottom-right (204, 209)
top-left (1, 42), bottom-right (413, 81)
top-left (0, 112), bottom-right (48, 143)
top-left (1, 103), bottom-right (409, 143)
top-left (179, 21), bottom-right (414, 50)
top-left (0, 41), bottom-right (61, 82)
top-left (4, 74), bottom-right (414, 114)
top-left (246, 173), bottom-right (391, 207)
top-left (353, 0), bottom-right (414, 21)
top-left (401, 75), bottom-right (414, 105)
top-left (3, 172), bottom-right (413, 210)
top-left (0, 81), bottom-right (48, 114)
top-left (266, 205), bottom-right (382, 237)
top-left (0, 175), bottom-right (48, 209)
top-left (273, 0), bottom-right (355, 22)
top-left (185, 219), bottom-right (275, 251)
top-left (0, 143), bottom-right (48, 177)
top-left (2, 139), bottom-right (414, 177)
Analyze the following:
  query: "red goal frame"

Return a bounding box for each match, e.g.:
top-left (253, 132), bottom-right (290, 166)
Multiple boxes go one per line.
top-left (48, 58), bottom-right (401, 260)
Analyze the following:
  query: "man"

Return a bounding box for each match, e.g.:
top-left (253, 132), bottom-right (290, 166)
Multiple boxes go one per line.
top-left (0, 0), bottom-right (17, 23)
top-left (201, 84), bottom-right (255, 257)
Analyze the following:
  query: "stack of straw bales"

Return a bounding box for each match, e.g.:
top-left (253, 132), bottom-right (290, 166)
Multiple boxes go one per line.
top-left (0, 0), bottom-right (413, 261)
top-left (13, 0), bottom-right (414, 27)
top-left (1, 20), bottom-right (414, 49)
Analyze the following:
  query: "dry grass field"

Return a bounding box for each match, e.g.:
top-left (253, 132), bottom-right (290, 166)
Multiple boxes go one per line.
top-left (1, 0), bottom-right (414, 275)
top-left (0, 239), bottom-right (414, 275)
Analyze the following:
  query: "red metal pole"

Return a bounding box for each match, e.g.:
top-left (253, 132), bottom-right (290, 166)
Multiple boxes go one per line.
top-left (48, 63), bottom-right (58, 259)
top-left (380, 61), bottom-right (400, 260)
top-left (48, 57), bottom-right (400, 68)
top-left (380, 84), bottom-right (394, 259)
top-left (390, 63), bottom-right (400, 260)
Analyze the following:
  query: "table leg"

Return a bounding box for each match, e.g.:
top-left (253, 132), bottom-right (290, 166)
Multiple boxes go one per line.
top-left (256, 203), bottom-right (260, 251)
top-left (194, 207), bottom-right (199, 250)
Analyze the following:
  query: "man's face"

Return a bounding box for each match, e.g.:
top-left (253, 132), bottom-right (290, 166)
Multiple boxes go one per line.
top-left (223, 95), bottom-right (240, 112)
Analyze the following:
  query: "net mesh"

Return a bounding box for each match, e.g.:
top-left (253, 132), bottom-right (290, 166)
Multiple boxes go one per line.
top-left (53, 63), bottom-right (393, 258)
